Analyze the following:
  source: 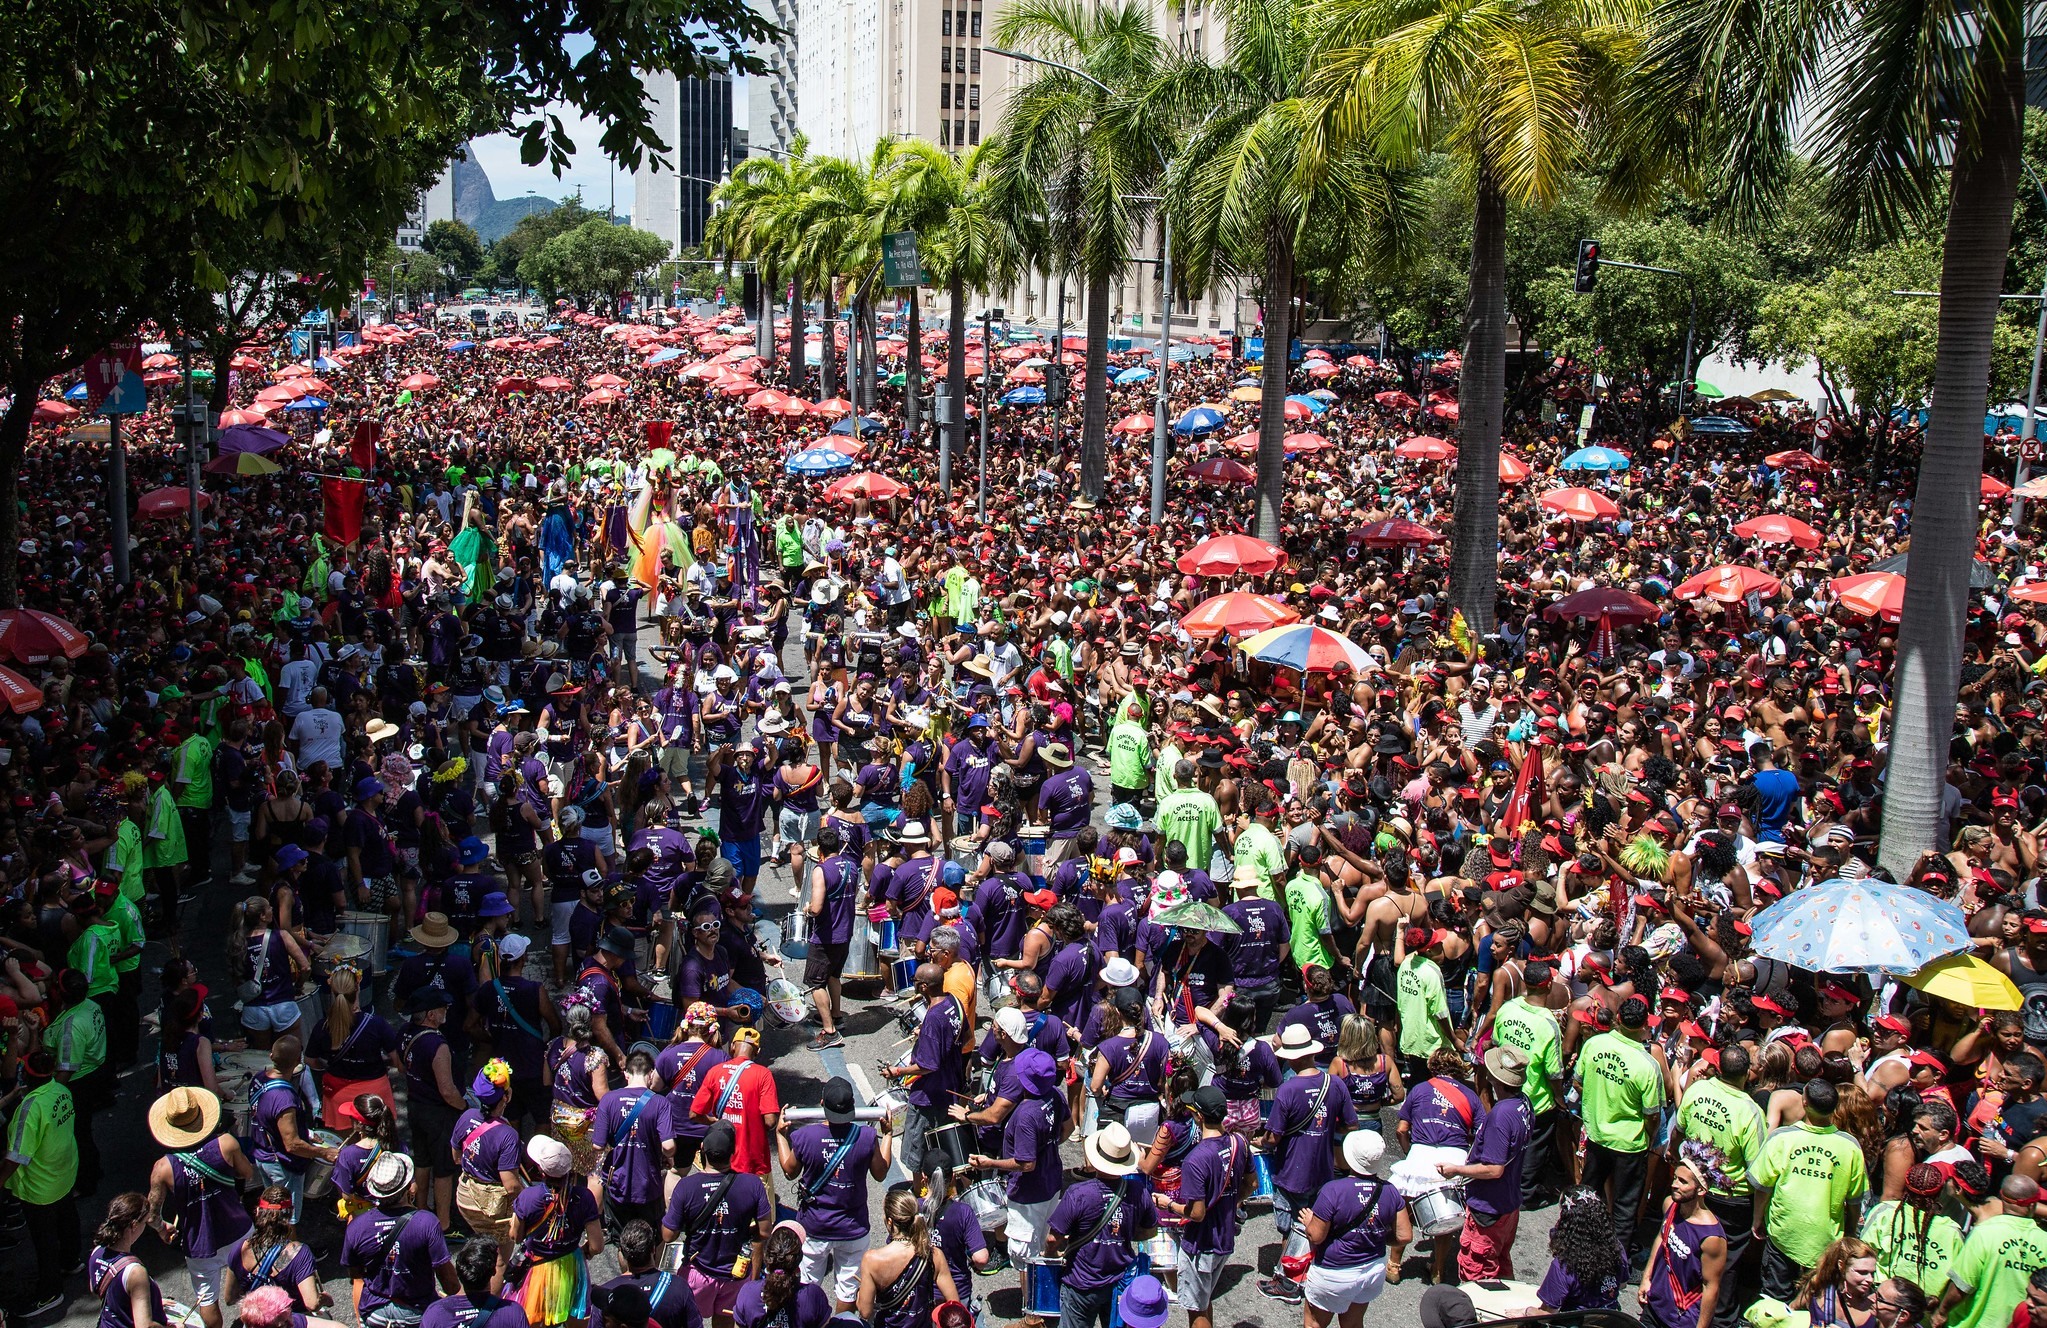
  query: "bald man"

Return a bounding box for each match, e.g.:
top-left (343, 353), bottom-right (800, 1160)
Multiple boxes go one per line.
top-left (878, 962), bottom-right (966, 1184)
top-left (1936, 1175), bottom-right (2047, 1328)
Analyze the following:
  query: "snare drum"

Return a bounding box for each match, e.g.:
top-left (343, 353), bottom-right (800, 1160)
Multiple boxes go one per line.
top-left (875, 918), bottom-right (900, 957)
top-left (962, 1179), bottom-right (1008, 1233)
top-left (1146, 1232), bottom-right (1179, 1270)
top-left (981, 969), bottom-right (1016, 1012)
top-left (872, 1089), bottom-right (911, 1133)
top-left (765, 978), bottom-right (808, 1028)
top-left (1025, 1259), bottom-right (1065, 1317)
top-left (889, 956), bottom-right (917, 993)
top-left (926, 1121), bottom-right (973, 1173)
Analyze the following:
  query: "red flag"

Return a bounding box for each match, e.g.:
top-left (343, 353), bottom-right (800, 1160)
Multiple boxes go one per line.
top-left (351, 420), bottom-right (382, 472)
top-left (1502, 742), bottom-right (1547, 836)
top-left (322, 477), bottom-right (366, 545)
top-left (645, 420), bottom-right (675, 448)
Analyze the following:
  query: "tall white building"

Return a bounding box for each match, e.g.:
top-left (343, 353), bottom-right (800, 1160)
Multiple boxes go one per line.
top-left (749, 0), bottom-right (800, 159)
top-left (397, 166), bottom-right (459, 251)
top-left (632, 71), bottom-right (738, 254)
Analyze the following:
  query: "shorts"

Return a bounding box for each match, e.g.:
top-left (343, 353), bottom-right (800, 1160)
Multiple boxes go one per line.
top-left (1457, 1208), bottom-right (1519, 1281)
top-left (686, 1267), bottom-right (742, 1318)
top-left (800, 1234), bottom-right (869, 1305)
top-left (185, 1250), bottom-right (231, 1307)
top-left (1363, 954), bottom-right (1396, 1019)
top-left (366, 1304), bottom-right (426, 1328)
top-left (1005, 1196), bottom-right (1055, 1261)
top-left (1043, 836), bottom-right (1081, 866)
top-left (1303, 1257), bottom-right (1387, 1314)
top-left (362, 874), bottom-right (401, 911)
top-left (551, 901), bottom-right (580, 948)
top-left (581, 825), bottom-right (614, 854)
top-left (227, 808), bottom-right (253, 845)
top-left (778, 808), bottom-right (821, 847)
top-left (720, 836), bottom-right (762, 879)
top-left (804, 942), bottom-right (850, 990)
top-left (412, 1101), bottom-right (460, 1177)
top-left (660, 746), bottom-right (693, 781)
top-left (1178, 1249), bottom-right (1226, 1312)
top-left (241, 999), bottom-right (304, 1033)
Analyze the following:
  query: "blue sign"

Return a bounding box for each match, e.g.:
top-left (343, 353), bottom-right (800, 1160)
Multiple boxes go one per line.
top-left (99, 371), bottom-right (147, 416)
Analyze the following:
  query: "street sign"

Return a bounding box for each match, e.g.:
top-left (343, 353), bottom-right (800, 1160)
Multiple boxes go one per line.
top-left (99, 372), bottom-right (148, 415)
top-left (82, 341), bottom-right (142, 409)
top-left (882, 232), bottom-right (926, 289)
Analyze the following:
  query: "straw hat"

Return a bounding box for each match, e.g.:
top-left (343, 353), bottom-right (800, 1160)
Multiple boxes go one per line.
top-left (149, 1085), bottom-right (221, 1149)
top-left (1084, 1122), bottom-right (1141, 1177)
top-left (365, 719), bottom-right (400, 744)
top-left (408, 912), bottom-right (459, 948)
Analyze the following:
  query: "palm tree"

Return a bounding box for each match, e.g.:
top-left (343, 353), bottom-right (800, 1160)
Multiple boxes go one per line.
top-left (1311, 0), bottom-right (1655, 629)
top-left (1147, 0), bottom-right (1419, 542)
top-left (707, 139), bottom-right (814, 391)
top-left (988, 0), bottom-right (1170, 501)
top-left (1639, 0), bottom-right (2025, 875)
top-left (791, 147), bottom-right (890, 411)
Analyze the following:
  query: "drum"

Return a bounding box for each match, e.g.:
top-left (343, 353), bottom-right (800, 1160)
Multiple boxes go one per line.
top-left (1025, 1258), bottom-right (1065, 1317)
top-left (295, 982), bottom-right (326, 1039)
top-left (947, 835), bottom-right (984, 870)
top-left (1279, 1225), bottom-right (1314, 1280)
top-left (1020, 833), bottom-right (1048, 885)
top-left (1408, 1183), bottom-right (1468, 1238)
top-left (847, 915), bottom-right (880, 979)
top-left (1146, 1232), bottom-right (1179, 1271)
top-left (981, 969), bottom-right (1016, 1012)
top-left (728, 987), bottom-right (765, 1026)
top-left (659, 1240), bottom-right (689, 1275)
top-left (302, 1129), bottom-right (344, 1198)
top-left (1251, 1151), bottom-right (1275, 1199)
top-left (648, 974), bottom-right (674, 1004)
top-left (889, 956), bottom-right (917, 994)
top-left (217, 1070), bottom-right (253, 1139)
top-left (321, 934), bottom-right (371, 981)
top-left (926, 1120), bottom-right (973, 1173)
top-left (765, 978), bottom-right (808, 1028)
top-left (875, 918), bottom-right (900, 958)
top-left (962, 1179), bottom-right (1008, 1233)
top-left (339, 911), bottom-right (390, 974)
top-left (647, 1002), bottom-right (679, 1042)
top-left (872, 1089), bottom-right (911, 1133)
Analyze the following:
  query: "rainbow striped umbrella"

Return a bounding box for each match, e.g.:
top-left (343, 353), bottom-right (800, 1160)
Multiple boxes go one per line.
top-left (1237, 623), bottom-right (1376, 673)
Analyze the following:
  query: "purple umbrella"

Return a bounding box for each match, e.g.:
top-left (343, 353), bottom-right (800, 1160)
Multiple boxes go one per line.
top-left (218, 424), bottom-right (289, 455)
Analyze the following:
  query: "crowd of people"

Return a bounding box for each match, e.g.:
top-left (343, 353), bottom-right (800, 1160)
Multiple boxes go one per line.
top-left (0, 292), bottom-right (2040, 1328)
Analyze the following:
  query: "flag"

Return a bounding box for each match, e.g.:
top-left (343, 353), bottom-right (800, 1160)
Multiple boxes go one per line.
top-left (351, 420), bottom-right (381, 472)
top-left (1502, 743), bottom-right (1546, 836)
top-left (321, 477), bottom-right (366, 545)
top-left (645, 420), bottom-right (674, 448)
top-left (1592, 611), bottom-right (1616, 662)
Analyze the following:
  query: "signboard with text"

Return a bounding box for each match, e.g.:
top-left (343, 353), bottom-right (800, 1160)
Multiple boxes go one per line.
top-left (82, 341), bottom-right (142, 411)
top-left (882, 231), bottom-right (926, 289)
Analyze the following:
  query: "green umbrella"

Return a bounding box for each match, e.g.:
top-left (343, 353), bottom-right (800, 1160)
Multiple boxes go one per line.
top-left (1153, 900), bottom-right (1241, 935)
top-left (885, 371), bottom-right (907, 388)
top-left (699, 459), bottom-right (725, 482)
top-left (1689, 380), bottom-right (1724, 399)
top-left (585, 458), bottom-right (614, 475)
top-left (647, 448), bottom-right (678, 471)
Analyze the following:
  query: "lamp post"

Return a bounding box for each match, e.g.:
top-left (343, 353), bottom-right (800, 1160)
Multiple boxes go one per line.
top-left (978, 306), bottom-right (999, 521)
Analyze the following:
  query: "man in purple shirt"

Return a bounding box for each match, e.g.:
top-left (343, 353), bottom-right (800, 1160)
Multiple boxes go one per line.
top-left (1160, 1087), bottom-right (1254, 1328)
top-left (660, 1123), bottom-right (772, 1323)
top-left (1442, 1046), bottom-right (1531, 1282)
top-left (774, 1077), bottom-right (892, 1310)
top-left (593, 1048), bottom-right (676, 1230)
top-left (885, 827), bottom-right (944, 959)
top-left (941, 719), bottom-right (998, 836)
top-left (969, 1049), bottom-right (1067, 1312)
top-left (803, 827), bottom-right (862, 1051)
top-left (342, 1152), bottom-right (458, 1324)
top-left (1222, 875), bottom-right (1293, 1029)
top-left (878, 964), bottom-right (966, 1185)
top-left (1035, 745), bottom-right (1093, 865)
top-left (1045, 1123), bottom-right (1157, 1328)
top-left (968, 854), bottom-right (1031, 963)
top-left (707, 744), bottom-right (771, 891)
top-left (1257, 1026), bottom-right (1358, 1303)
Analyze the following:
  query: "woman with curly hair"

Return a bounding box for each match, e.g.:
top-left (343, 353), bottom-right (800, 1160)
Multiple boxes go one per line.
top-left (1793, 1236), bottom-right (1880, 1328)
top-left (223, 1185), bottom-right (332, 1325)
top-left (1858, 1163), bottom-right (1960, 1298)
top-left (1528, 1188), bottom-right (1630, 1313)
top-left (547, 997), bottom-right (611, 1175)
top-left (1639, 1143), bottom-right (1730, 1328)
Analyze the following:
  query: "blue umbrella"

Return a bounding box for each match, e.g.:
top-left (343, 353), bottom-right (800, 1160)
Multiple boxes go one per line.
top-left (283, 396), bottom-right (329, 411)
top-left (647, 347), bottom-right (687, 365)
top-left (1688, 415), bottom-right (1753, 436)
top-left (1115, 367), bottom-right (1154, 385)
top-left (1001, 386), bottom-right (1047, 407)
top-left (446, 341), bottom-right (477, 352)
top-left (828, 415), bottom-right (887, 435)
top-left (544, 323), bottom-right (564, 331)
top-left (312, 355), bottom-right (342, 371)
top-left (1748, 877), bottom-right (1973, 975)
top-left (1285, 394), bottom-right (1328, 416)
top-left (787, 447), bottom-right (856, 476)
top-left (1561, 446), bottom-right (1631, 472)
top-left (218, 425), bottom-right (289, 455)
top-left (63, 382), bottom-right (87, 402)
top-left (1173, 406), bottom-right (1229, 437)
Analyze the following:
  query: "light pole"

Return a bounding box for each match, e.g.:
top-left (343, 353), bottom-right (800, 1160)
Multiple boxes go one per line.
top-left (978, 306), bottom-right (999, 521)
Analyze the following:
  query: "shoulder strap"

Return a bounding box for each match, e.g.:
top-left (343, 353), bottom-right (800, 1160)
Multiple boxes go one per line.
top-left (94, 1254), bottom-right (139, 1300)
top-left (875, 1254), bottom-right (930, 1313)
top-left (713, 1063), bottom-right (747, 1116)
top-left (175, 1149), bottom-right (237, 1188)
top-left (1282, 1074), bottom-right (1332, 1137)
top-left (1112, 1032), bottom-right (1155, 1088)
top-left (253, 1240), bottom-right (292, 1283)
top-left (459, 1117), bottom-right (505, 1163)
top-left (490, 976), bottom-right (546, 1041)
top-left (1428, 1078), bottom-right (1475, 1128)
top-left (1069, 1183), bottom-right (1124, 1260)
top-left (683, 1171), bottom-right (741, 1248)
top-left (800, 1126), bottom-right (865, 1207)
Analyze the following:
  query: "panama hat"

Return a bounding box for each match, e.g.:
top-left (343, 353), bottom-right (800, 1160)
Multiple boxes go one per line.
top-left (149, 1085), bottom-right (221, 1149)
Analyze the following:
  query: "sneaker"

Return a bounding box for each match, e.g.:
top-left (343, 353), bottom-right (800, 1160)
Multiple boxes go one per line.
top-left (21, 1293), bottom-right (63, 1318)
top-left (977, 1251), bottom-right (1011, 1276)
top-left (808, 1031), bottom-right (844, 1051)
top-left (1258, 1277), bottom-right (1304, 1304)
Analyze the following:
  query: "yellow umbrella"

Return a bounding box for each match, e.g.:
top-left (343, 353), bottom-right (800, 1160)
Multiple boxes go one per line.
top-left (1229, 386), bottom-right (1262, 402)
top-left (1903, 952), bottom-right (2023, 1011)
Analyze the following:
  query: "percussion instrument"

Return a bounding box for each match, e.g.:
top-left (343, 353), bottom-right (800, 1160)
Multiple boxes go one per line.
top-left (339, 910), bottom-right (390, 974)
top-left (1461, 1279), bottom-right (1545, 1322)
top-left (846, 914), bottom-right (881, 979)
top-left (648, 974), bottom-right (674, 1003)
top-left (1025, 1259), bottom-right (1065, 1317)
top-left (947, 835), bottom-right (985, 870)
top-left (647, 1002), bottom-right (679, 1042)
top-left (981, 969), bottom-right (1016, 1012)
top-left (765, 978), bottom-right (808, 1028)
top-left (871, 1089), bottom-right (911, 1133)
top-left (962, 1179), bottom-right (1009, 1234)
top-left (784, 1106), bottom-right (891, 1124)
top-left (926, 1120), bottom-right (973, 1173)
top-left (875, 918), bottom-right (900, 958)
top-left (1251, 1151), bottom-right (1275, 1200)
top-left (302, 1130), bottom-right (345, 1198)
top-left (1279, 1225), bottom-right (1314, 1280)
top-left (1407, 1183), bottom-right (1469, 1238)
top-left (889, 956), bottom-right (917, 994)
top-left (659, 1241), bottom-right (690, 1275)
top-left (752, 919), bottom-right (783, 959)
top-left (1145, 1232), bottom-right (1179, 1270)
top-left (728, 987), bottom-right (765, 1025)
top-left (1020, 833), bottom-right (1048, 886)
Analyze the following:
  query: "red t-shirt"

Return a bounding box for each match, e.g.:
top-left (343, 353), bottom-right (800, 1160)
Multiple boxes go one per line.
top-left (689, 1059), bottom-right (780, 1176)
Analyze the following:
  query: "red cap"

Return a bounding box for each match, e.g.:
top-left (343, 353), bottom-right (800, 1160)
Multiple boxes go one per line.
top-left (1679, 1020), bottom-right (1708, 1040)
top-left (1659, 986), bottom-right (1691, 1005)
top-left (1873, 1013), bottom-right (1911, 1035)
top-left (1633, 893), bottom-right (1669, 913)
top-left (1751, 994), bottom-right (1790, 1017)
top-left (1908, 1050), bottom-right (1946, 1070)
top-left (1732, 920), bottom-right (1754, 937)
top-left (1023, 889), bottom-right (1058, 910)
top-left (1820, 981), bottom-right (1859, 1004)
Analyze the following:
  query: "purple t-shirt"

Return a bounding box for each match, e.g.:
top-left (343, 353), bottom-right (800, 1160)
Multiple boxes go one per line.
top-left (1178, 1133), bottom-right (1249, 1255)
top-left (549, 1041), bottom-right (600, 1110)
top-left (1037, 769), bottom-right (1095, 836)
top-left (1221, 897), bottom-right (1292, 989)
top-left (732, 1282), bottom-right (833, 1328)
top-left (165, 1137), bottom-right (251, 1259)
top-left (935, 1197), bottom-right (988, 1288)
top-left (969, 872), bottom-right (1030, 960)
top-left (717, 763), bottom-right (770, 839)
top-left (250, 1075), bottom-right (311, 1174)
top-left (1213, 1037), bottom-right (1282, 1104)
top-left (1276, 996), bottom-right (1356, 1067)
top-left (1098, 1031), bottom-right (1168, 1105)
top-left (1003, 1095), bottom-right (1066, 1203)
top-left (662, 1170), bottom-right (772, 1277)
top-left (511, 1181), bottom-right (600, 1260)
top-left (657, 1041), bottom-right (730, 1142)
top-left (421, 1295), bottom-right (531, 1328)
top-left (944, 737), bottom-right (997, 815)
top-left (342, 1208), bottom-right (449, 1313)
top-left (1048, 1176), bottom-right (1154, 1290)
top-left (1464, 1094), bottom-right (1530, 1220)
top-left (1310, 1177), bottom-right (1405, 1268)
top-left (789, 1122), bottom-right (879, 1241)
top-left (594, 1086), bottom-right (674, 1204)
top-left (451, 1110), bottom-right (522, 1184)
top-left (1397, 1077), bottom-right (1485, 1149)
top-left (1538, 1249), bottom-right (1627, 1311)
top-left (888, 856), bottom-right (943, 946)
top-left (598, 1272), bottom-right (706, 1328)
top-left (1044, 943), bottom-right (1096, 1026)
top-left (907, 994), bottom-right (966, 1110)
top-left (223, 1235), bottom-right (318, 1307)
top-left (1267, 1070), bottom-right (1357, 1196)
top-left (677, 944), bottom-right (734, 1004)
top-left (1096, 903), bottom-right (1141, 965)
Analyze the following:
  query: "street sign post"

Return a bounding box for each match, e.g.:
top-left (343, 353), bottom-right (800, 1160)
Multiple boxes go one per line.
top-left (882, 232), bottom-right (926, 289)
top-left (83, 341), bottom-right (143, 584)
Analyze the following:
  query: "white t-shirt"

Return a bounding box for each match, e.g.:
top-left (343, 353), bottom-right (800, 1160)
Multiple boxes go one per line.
top-left (278, 659), bottom-right (320, 717)
top-left (289, 706), bottom-right (346, 771)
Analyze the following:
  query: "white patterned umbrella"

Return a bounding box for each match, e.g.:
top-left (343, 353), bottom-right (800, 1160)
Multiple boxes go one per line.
top-left (1748, 877), bottom-right (1972, 975)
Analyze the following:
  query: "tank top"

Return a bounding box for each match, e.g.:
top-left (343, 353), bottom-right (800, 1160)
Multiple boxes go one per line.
top-left (165, 1138), bottom-right (252, 1259)
top-left (88, 1247), bottom-right (164, 1328)
top-left (1642, 1215), bottom-right (1721, 1328)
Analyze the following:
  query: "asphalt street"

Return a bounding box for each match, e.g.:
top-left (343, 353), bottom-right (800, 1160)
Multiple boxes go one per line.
top-left (34, 612), bottom-right (1603, 1328)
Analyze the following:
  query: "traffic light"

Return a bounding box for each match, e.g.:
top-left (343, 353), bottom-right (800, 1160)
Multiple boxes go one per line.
top-left (1574, 240), bottom-right (1600, 293)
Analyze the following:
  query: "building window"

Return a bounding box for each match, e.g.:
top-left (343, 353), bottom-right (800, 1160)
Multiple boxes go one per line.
top-left (940, 118), bottom-right (951, 145)
top-left (968, 84), bottom-right (980, 109)
top-left (970, 47), bottom-right (981, 73)
top-left (1193, 26), bottom-right (1202, 51)
top-left (970, 10), bottom-right (981, 35)
top-left (969, 119), bottom-right (980, 144)
top-left (941, 83), bottom-right (951, 107)
top-left (956, 81), bottom-right (966, 107)
top-left (942, 9), bottom-right (952, 34)
top-left (955, 118), bottom-right (966, 143)
top-left (942, 46), bottom-right (951, 71)
top-left (956, 10), bottom-right (966, 35)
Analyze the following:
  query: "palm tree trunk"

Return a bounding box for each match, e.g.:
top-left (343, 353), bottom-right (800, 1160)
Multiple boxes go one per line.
top-left (820, 285), bottom-right (839, 402)
top-left (1080, 272), bottom-right (1113, 500)
top-left (1254, 231), bottom-right (1297, 542)
top-left (946, 275), bottom-right (969, 499)
top-left (860, 298), bottom-right (879, 413)
top-left (1878, 43), bottom-right (2026, 877)
top-left (905, 286), bottom-right (923, 440)
top-left (757, 262), bottom-right (777, 366)
top-left (1451, 171), bottom-right (1507, 636)
top-left (787, 274), bottom-right (807, 397)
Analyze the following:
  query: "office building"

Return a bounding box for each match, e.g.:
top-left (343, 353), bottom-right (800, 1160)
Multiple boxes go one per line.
top-left (632, 71), bottom-right (739, 253)
top-left (750, 0), bottom-right (799, 159)
top-left (796, 0), bottom-right (1020, 158)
